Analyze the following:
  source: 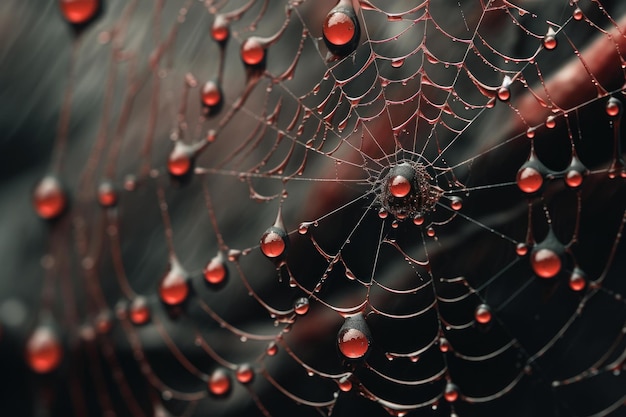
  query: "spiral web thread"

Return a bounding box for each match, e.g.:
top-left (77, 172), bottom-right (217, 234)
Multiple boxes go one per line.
top-left (6, 0), bottom-right (626, 416)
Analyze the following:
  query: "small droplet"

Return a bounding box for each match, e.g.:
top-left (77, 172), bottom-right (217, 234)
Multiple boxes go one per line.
top-left (266, 342), bottom-right (278, 356)
top-left (236, 364), bottom-right (254, 384)
top-left (293, 297), bottom-right (310, 315)
top-left (516, 166), bottom-right (543, 193)
top-left (497, 86), bottom-right (510, 102)
top-left (516, 243), bottom-right (528, 256)
top-left (201, 80), bottom-right (222, 109)
top-left (25, 325), bottom-right (63, 373)
top-left (59, 0), bottom-right (99, 25)
top-left (208, 368), bottom-right (231, 396)
top-left (569, 268), bottom-right (587, 291)
top-left (241, 37), bottom-right (266, 66)
top-left (391, 220), bottom-right (399, 229)
top-left (474, 304), bottom-right (492, 324)
top-left (531, 235), bottom-right (563, 279)
top-left (33, 176), bottom-right (66, 219)
top-left (378, 208), bottom-right (388, 219)
top-left (439, 337), bottom-right (451, 352)
top-left (543, 28), bottom-right (558, 50)
top-left (211, 15), bottom-right (229, 43)
top-left (167, 142), bottom-right (193, 177)
top-left (427, 227), bottom-right (435, 237)
top-left (526, 127), bottom-right (535, 139)
top-left (573, 7), bottom-right (583, 21)
top-left (606, 97), bottom-right (622, 117)
top-left (444, 382), bottom-right (459, 402)
top-left (413, 214), bottom-right (424, 225)
top-left (338, 375), bottom-right (352, 391)
top-left (545, 115), bottom-right (556, 129)
top-left (97, 180), bottom-right (117, 208)
top-left (337, 314), bottom-right (371, 360)
top-left (323, 4), bottom-right (360, 56)
top-left (129, 296), bottom-right (150, 325)
top-left (565, 169), bottom-right (583, 188)
top-left (204, 253), bottom-right (228, 286)
top-left (391, 58), bottom-right (404, 68)
top-left (450, 197), bottom-right (462, 211)
top-left (159, 262), bottom-right (189, 305)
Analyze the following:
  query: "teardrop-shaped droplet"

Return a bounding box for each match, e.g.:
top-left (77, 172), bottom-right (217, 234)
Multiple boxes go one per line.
top-left (387, 162), bottom-right (415, 198)
top-left (606, 97), bottom-right (622, 117)
top-left (530, 232), bottom-right (564, 279)
top-left (236, 363), bottom-right (254, 384)
top-left (25, 325), bottom-right (63, 373)
top-left (378, 208), bottom-right (388, 219)
top-left (294, 297), bottom-right (310, 315)
top-left (323, 3), bottom-right (360, 57)
top-left (474, 304), bottom-right (492, 324)
top-left (204, 253), bottom-right (228, 286)
top-left (444, 382), bottom-right (459, 402)
top-left (212, 15), bottom-right (229, 43)
top-left (129, 296), bottom-right (150, 325)
top-left (159, 261), bottom-right (189, 305)
top-left (33, 176), bottom-right (66, 219)
top-left (97, 180), bottom-right (117, 208)
top-left (573, 7), bottom-right (584, 21)
top-left (338, 375), bottom-right (352, 391)
top-left (337, 314), bottom-right (371, 360)
top-left (543, 27), bottom-right (558, 50)
top-left (59, 0), bottom-right (99, 25)
top-left (266, 342), bottom-right (278, 356)
top-left (569, 267), bottom-right (587, 291)
top-left (516, 159), bottom-right (544, 194)
top-left (497, 86), bottom-right (510, 102)
top-left (564, 156), bottom-right (586, 188)
top-left (201, 80), bottom-right (223, 111)
top-left (516, 243), bottom-right (528, 256)
top-left (450, 197), bottom-right (462, 211)
top-left (260, 217), bottom-right (289, 259)
top-left (439, 337), bottom-right (451, 352)
top-left (168, 142), bottom-right (194, 177)
top-left (241, 37), bottom-right (266, 66)
top-left (208, 368), bottom-right (231, 396)
top-left (545, 115), bottom-right (556, 129)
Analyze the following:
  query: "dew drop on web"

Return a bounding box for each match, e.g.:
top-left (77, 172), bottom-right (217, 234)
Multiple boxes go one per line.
top-left (201, 80), bottom-right (223, 110)
top-left (33, 176), bottom-right (66, 220)
top-left (129, 296), bottom-right (150, 325)
top-left (25, 325), bottom-right (63, 373)
top-left (323, 2), bottom-right (360, 57)
top-left (530, 233), bottom-right (564, 279)
top-left (337, 314), bottom-right (371, 360)
top-left (167, 142), bottom-right (194, 177)
top-left (204, 253), bottom-right (228, 286)
top-left (241, 37), bottom-right (266, 67)
top-left (516, 166), bottom-right (543, 194)
top-left (293, 297), bottom-right (310, 315)
top-left (236, 364), bottom-right (254, 384)
top-left (211, 15), bottom-right (229, 43)
top-left (159, 261), bottom-right (189, 305)
top-left (58, 0), bottom-right (99, 25)
top-left (260, 214), bottom-right (289, 259)
top-left (474, 304), bottom-right (492, 324)
top-left (337, 375), bottom-right (352, 392)
top-left (444, 382), bottom-right (459, 402)
top-left (606, 97), bottom-right (622, 117)
top-left (569, 268), bottom-right (587, 291)
top-left (208, 368), bottom-right (231, 396)
top-left (97, 180), bottom-right (117, 208)
top-left (543, 28), bottom-right (558, 50)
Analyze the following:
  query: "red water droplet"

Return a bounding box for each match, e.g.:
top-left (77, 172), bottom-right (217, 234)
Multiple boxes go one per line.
top-left (33, 176), bottom-right (66, 219)
top-left (323, 10), bottom-right (356, 46)
top-left (569, 268), bottom-right (586, 291)
top-left (294, 297), bottom-right (310, 315)
top-left (497, 86), bottom-right (510, 101)
top-left (389, 175), bottom-right (411, 197)
top-left (129, 297), bottom-right (150, 325)
top-left (413, 214), bottom-right (424, 225)
top-left (543, 29), bottom-right (557, 50)
top-left (474, 304), bottom-right (492, 324)
top-left (606, 97), bottom-right (622, 117)
top-left (236, 364), bottom-right (254, 384)
top-left (97, 180), bottom-right (117, 207)
top-left (201, 81), bottom-right (222, 108)
top-left (59, 0), bottom-right (98, 25)
top-left (168, 143), bottom-right (192, 176)
top-left (338, 328), bottom-right (369, 359)
top-left (391, 58), bottom-right (404, 68)
top-left (573, 7), bottom-right (583, 21)
top-left (516, 166), bottom-right (543, 193)
top-left (565, 170), bottom-right (583, 188)
top-left (531, 248), bottom-right (562, 278)
top-left (208, 368), bottom-right (231, 396)
top-left (26, 326), bottom-right (63, 373)
top-left (159, 266), bottom-right (188, 305)
top-left (439, 337), bottom-right (451, 352)
top-left (260, 229), bottom-right (287, 258)
top-left (450, 197), bottom-right (462, 211)
top-left (338, 375), bottom-right (352, 391)
top-left (241, 37), bottom-right (265, 66)
top-left (204, 255), bottom-right (227, 285)
top-left (545, 115), bottom-right (556, 129)
top-left (211, 15), bottom-right (229, 42)
top-left (378, 208), bottom-right (388, 219)
top-left (444, 382), bottom-right (459, 402)
top-left (95, 311), bottom-right (112, 334)
top-left (266, 342), bottom-right (278, 356)
top-left (516, 243), bottom-right (528, 256)
top-left (526, 128), bottom-right (535, 139)
top-left (427, 227), bottom-right (435, 237)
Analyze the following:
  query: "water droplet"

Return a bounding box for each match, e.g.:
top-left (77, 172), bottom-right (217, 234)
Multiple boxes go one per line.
top-left (236, 364), bottom-right (254, 384)
top-left (427, 227), bottom-right (435, 237)
top-left (97, 180), bottom-right (117, 208)
top-left (260, 227), bottom-right (288, 258)
top-left (208, 368), bottom-right (231, 396)
top-left (413, 214), bottom-right (424, 225)
top-left (338, 375), bottom-right (352, 391)
top-left (337, 314), bottom-right (371, 360)
top-left (389, 174), bottom-right (412, 197)
top-left (241, 37), bottom-right (266, 66)
top-left (545, 115), bottom-right (556, 129)
top-left (293, 297), bottom-right (310, 315)
top-left (159, 261), bottom-right (189, 305)
top-left (439, 337), bottom-right (451, 352)
top-left (497, 86), bottom-right (510, 102)
top-left (391, 58), bottom-right (405, 68)
top-left (516, 243), bottom-right (528, 256)
top-left (211, 15), bottom-right (229, 43)
top-left (391, 220), bottom-right (399, 228)
top-left (531, 232), bottom-right (564, 279)
top-left (129, 296), bottom-right (150, 325)
top-left (606, 97), bottom-right (622, 117)
top-left (201, 80), bottom-right (222, 109)
top-left (33, 176), bottom-right (66, 219)
top-left (526, 127), bottom-right (535, 139)
top-left (569, 268), bottom-right (587, 291)
top-left (450, 196), bottom-right (462, 211)
top-left (323, 4), bottom-right (360, 57)
top-left (25, 325), bottom-right (62, 373)
top-left (204, 253), bottom-right (228, 286)
top-left (378, 208), bottom-right (388, 219)
top-left (516, 165), bottom-right (543, 193)
top-left (167, 142), bottom-right (193, 177)
top-left (444, 382), bottom-right (459, 402)
top-left (266, 342), bottom-right (278, 356)
top-left (474, 304), bottom-right (492, 324)
top-left (543, 27), bottom-right (558, 50)
top-left (573, 7), bottom-right (583, 21)
top-left (59, 0), bottom-right (99, 25)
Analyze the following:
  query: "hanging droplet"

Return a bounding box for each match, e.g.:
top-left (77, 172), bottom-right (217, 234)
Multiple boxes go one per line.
top-left (266, 342), bottom-right (278, 356)
top-left (129, 296), bottom-right (150, 325)
top-left (413, 214), bottom-right (424, 225)
top-left (450, 197), bottom-right (462, 211)
top-left (211, 15), bottom-right (229, 43)
top-left (564, 156), bottom-right (586, 188)
top-left (241, 37), bottom-right (266, 67)
top-left (545, 115), bottom-right (556, 129)
top-left (159, 261), bottom-right (189, 305)
top-left (427, 227), bottom-right (435, 237)
top-left (25, 325), bottom-right (63, 373)
top-left (378, 208), bottom-right (388, 219)
top-left (95, 310), bottom-right (112, 334)
top-left (474, 304), bottom-right (492, 324)
top-left (444, 382), bottom-right (459, 402)
top-left (260, 213), bottom-right (289, 259)
top-left (167, 142), bottom-right (194, 177)
top-left (439, 337), bottom-right (451, 352)
top-left (337, 314), bottom-right (371, 360)
top-left (517, 154), bottom-right (546, 194)
top-left (516, 243), bottom-right (528, 256)
top-left (543, 27), bottom-right (558, 50)
top-left (204, 253), bottom-right (228, 286)
top-left (293, 297), bottom-right (310, 315)
top-left (526, 127), bottom-right (535, 139)
top-left (97, 180), bottom-right (117, 208)
top-left (58, 0), bottom-right (99, 25)
top-left (606, 97), bottom-right (622, 117)
top-left (387, 162), bottom-right (415, 198)
top-left (497, 83), bottom-right (511, 102)
top-left (323, 2), bottom-right (360, 57)
top-left (573, 7), bottom-right (584, 21)
top-left (208, 368), bottom-right (231, 396)
top-left (569, 268), bottom-right (587, 292)
top-left (530, 231), bottom-right (564, 279)
top-left (236, 364), bottom-right (254, 384)
top-left (338, 375), bottom-right (352, 392)
top-left (33, 176), bottom-right (66, 219)
top-left (201, 80), bottom-right (223, 111)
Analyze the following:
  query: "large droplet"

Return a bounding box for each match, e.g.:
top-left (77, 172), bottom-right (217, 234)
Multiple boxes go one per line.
top-left (606, 97), bottom-right (622, 118)
top-left (167, 142), bottom-right (194, 177)
top-left (338, 375), bottom-right (352, 392)
top-left (497, 76), bottom-right (512, 101)
top-left (236, 364), bottom-right (254, 384)
top-left (516, 157), bottom-right (545, 194)
top-left (208, 368), bottom-right (231, 396)
top-left (543, 27), bottom-right (558, 50)
top-left (530, 231), bottom-right (564, 279)
top-left (323, 3), bottom-right (360, 57)
top-left (444, 382), bottom-right (459, 402)
top-left (564, 156), bottom-right (586, 189)
top-left (25, 325), bottom-right (63, 373)
top-left (97, 180), bottom-right (117, 208)
top-left (474, 304), bottom-right (492, 324)
top-left (337, 314), bottom-right (371, 360)
top-left (159, 261), bottom-right (189, 305)
top-left (204, 252), bottom-right (228, 286)
top-left (573, 7), bottom-right (584, 21)
top-left (33, 176), bottom-right (66, 219)
top-left (59, 0), bottom-right (99, 25)
top-left (260, 212), bottom-right (289, 259)
top-left (211, 15), bottom-right (229, 43)
top-left (129, 296), bottom-right (150, 325)
top-left (293, 297), bottom-right (310, 315)
top-left (241, 37), bottom-right (266, 67)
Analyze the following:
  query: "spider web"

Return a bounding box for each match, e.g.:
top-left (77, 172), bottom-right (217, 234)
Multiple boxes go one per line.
top-left (2, 0), bottom-right (626, 416)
